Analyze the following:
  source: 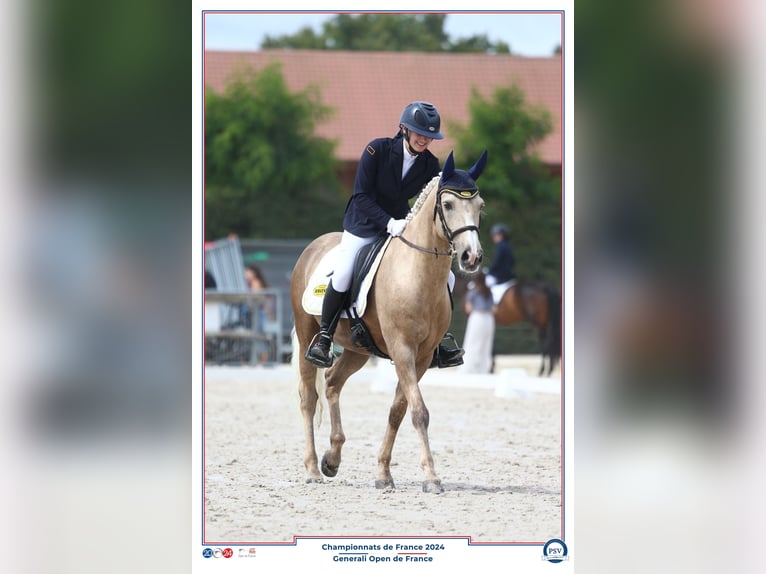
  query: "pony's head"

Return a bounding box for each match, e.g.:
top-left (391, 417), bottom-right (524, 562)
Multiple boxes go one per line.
top-left (436, 150), bottom-right (488, 273)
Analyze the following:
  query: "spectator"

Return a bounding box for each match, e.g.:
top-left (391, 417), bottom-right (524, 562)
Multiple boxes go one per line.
top-left (461, 271), bottom-right (496, 373)
top-left (245, 264), bottom-right (268, 291)
top-left (244, 265), bottom-right (275, 363)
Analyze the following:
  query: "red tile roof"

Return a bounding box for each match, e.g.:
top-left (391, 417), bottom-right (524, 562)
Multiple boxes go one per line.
top-left (205, 50), bottom-right (561, 165)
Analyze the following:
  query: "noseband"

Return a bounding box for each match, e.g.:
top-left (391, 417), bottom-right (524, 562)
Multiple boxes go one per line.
top-left (397, 187), bottom-right (480, 257)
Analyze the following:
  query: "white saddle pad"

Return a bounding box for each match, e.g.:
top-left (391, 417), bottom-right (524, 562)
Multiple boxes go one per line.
top-left (491, 279), bottom-right (516, 305)
top-left (302, 237), bottom-right (392, 318)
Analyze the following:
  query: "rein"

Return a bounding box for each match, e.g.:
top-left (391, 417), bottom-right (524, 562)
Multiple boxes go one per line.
top-left (397, 234), bottom-right (453, 257)
top-left (396, 186), bottom-right (480, 258)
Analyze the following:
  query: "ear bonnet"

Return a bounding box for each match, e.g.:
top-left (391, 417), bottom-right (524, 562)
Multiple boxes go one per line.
top-left (438, 150), bottom-right (488, 198)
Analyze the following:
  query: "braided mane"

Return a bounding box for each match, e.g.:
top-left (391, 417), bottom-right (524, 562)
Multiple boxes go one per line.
top-left (405, 173), bottom-right (441, 223)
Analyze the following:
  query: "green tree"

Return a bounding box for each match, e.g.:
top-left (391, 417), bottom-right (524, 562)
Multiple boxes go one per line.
top-left (449, 85), bottom-right (561, 285)
top-left (205, 63), bottom-right (346, 240)
top-left (448, 35), bottom-right (510, 54)
top-left (262, 14), bottom-right (510, 54)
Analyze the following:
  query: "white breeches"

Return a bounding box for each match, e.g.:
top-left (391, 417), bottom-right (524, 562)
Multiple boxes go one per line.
top-left (333, 230), bottom-right (455, 294)
top-left (332, 231), bottom-right (379, 292)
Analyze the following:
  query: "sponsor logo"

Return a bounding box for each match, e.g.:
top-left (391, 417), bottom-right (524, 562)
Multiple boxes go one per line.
top-left (238, 548), bottom-right (257, 558)
top-left (202, 547), bottom-right (235, 559)
top-left (313, 284), bottom-right (327, 296)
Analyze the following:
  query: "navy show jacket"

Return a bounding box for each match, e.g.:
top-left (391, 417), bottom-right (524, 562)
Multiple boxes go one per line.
top-left (343, 134), bottom-right (440, 237)
top-left (488, 239), bottom-right (516, 283)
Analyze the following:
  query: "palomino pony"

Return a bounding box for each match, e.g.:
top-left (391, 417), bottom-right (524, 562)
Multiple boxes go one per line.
top-left (494, 281), bottom-right (561, 376)
top-left (290, 150), bottom-right (487, 494)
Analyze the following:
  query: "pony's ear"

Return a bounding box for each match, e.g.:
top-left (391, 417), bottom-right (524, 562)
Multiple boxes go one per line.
top-left (467, 149), bottom-right (488, 181)
top-left (441, 150), bottom-right (455, 183)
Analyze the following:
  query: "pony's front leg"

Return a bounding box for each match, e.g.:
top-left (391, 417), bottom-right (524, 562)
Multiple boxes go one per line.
top-left (298, 360), bottom-right (322, 483)
top-left (389, 353), bottom-right (444, 494)
top-left (407, 386), bottom-right (444, 494)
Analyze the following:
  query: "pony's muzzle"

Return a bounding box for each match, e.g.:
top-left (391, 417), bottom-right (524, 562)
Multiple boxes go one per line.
top-left (460, 247), bottom-right (483, 272)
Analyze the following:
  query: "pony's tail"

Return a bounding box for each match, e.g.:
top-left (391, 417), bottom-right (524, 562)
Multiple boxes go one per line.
top-left (291, 326), bottom-right (325, 428)
top-left (545, 287), bottom-right (562, 369)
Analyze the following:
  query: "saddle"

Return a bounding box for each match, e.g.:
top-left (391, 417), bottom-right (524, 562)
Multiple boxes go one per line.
top-left (301, 235), bottom-right (392, 360)
top-left (491, 279), bottom-right (516, 304)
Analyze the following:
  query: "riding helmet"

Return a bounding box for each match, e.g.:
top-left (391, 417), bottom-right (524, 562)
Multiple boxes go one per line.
top-left (399, 101), bottom-right (444, 140)
top-left (490, 223), bottom-right (510, 238)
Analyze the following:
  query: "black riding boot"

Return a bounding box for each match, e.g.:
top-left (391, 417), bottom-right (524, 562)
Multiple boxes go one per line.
top-left (305, 281), bottom-right (348, 368)
top-left (430, 332), bottom-right (465, 369)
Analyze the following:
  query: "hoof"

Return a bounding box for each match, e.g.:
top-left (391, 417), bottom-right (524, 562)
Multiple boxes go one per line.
top-left (375, 479), bottom-right (395, 490)
top-left (305, 476), bottom-right (323, 484)
top-left (321, 454), bottom-right (339, 477)
top-left (422, 480), bottom-right (444, 494)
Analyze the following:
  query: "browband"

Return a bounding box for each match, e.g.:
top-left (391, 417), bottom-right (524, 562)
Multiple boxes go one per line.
top-left (438, 187), bottom-right (480, 199)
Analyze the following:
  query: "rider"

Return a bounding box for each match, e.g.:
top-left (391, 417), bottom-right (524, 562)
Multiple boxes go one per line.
top-left (486, 223), bottom-right (516, 287)
top-left (305, 101), bottom-right (465, 369)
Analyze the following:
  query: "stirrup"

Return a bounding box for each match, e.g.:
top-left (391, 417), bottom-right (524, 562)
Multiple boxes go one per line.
top-left (305, 332), bottom-right (335, 368)
top-left (429, 333), bottom-right (465, 369)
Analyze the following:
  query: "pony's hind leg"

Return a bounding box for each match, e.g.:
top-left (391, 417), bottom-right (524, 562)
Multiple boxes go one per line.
top-left (297, 357), bottom-right (323, 483)
top-left (538, 327), bottom-right (549, 377)
top-left (320, 349), bottom-right (370, 478)
top-left (375, 381), bottom-right (407, 489)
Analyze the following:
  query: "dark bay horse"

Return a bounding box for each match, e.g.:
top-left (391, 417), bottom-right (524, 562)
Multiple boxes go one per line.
top-left (290, 151), bottom-right (487, 493)
top-left (494, 281), bottom-right (561, 376)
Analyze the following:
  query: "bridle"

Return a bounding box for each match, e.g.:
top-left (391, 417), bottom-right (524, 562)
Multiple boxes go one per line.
top-left (397, 186), bottom-right (480, 257)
